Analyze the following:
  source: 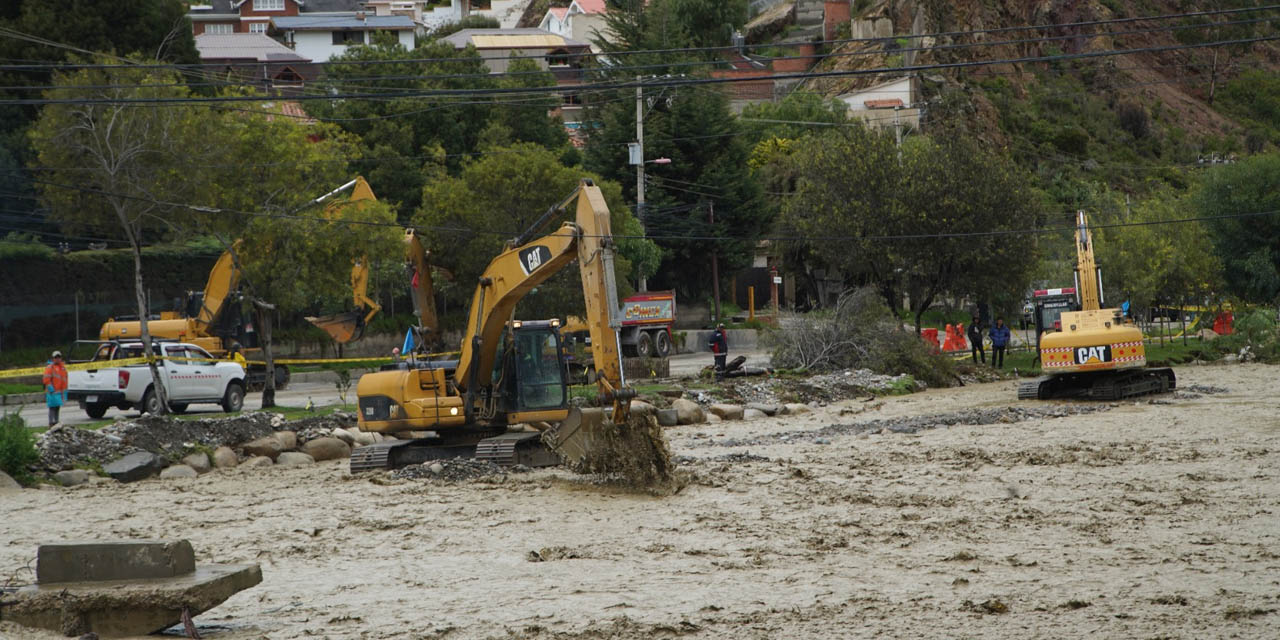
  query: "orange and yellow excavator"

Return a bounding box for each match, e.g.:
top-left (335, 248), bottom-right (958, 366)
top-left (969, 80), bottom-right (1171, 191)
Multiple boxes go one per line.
top-left (350, 179), bottom-right (652, 472)
top-left (1018, 211), bottom-right (1176, 400)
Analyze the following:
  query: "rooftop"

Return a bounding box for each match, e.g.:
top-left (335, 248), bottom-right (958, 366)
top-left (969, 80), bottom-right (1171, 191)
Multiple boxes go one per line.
top-left (194, 33), bottom-right (311, 62)
top-left (271, 14), bottom-right (415, 30)
top-left (572, 0), bottom-right (607, 14)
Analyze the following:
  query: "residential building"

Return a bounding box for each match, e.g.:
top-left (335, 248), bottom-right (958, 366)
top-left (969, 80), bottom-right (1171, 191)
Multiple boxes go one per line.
top-left (271, 14), bottom-right (416, 62)
top-left (440, 28), bottom-right (591, 122)
top-left (538, 0), bottom-right (608, 53)
top-left (836, 76), bottom-right (920, 130)
top-left (194, 33), bottom-right (314, 92)
top-left (188, 0), bottom-right (364, 36)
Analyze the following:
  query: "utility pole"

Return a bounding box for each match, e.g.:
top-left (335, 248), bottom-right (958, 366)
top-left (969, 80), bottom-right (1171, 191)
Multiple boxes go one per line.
top-left (894, 107), bottom-right (903, 162)
top-left (710, 201), bottom-right (721, 324)
top-left (635, 75), bottom-right (647, 292)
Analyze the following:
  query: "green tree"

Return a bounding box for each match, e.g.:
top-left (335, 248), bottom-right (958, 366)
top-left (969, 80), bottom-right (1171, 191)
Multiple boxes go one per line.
top-left (739, 92), bottom-right (853, 147)
top-left (29, 63), bottom-right (206, 412)
top-left (413, 143), bottom-right (658, 323)
top-left (583, 85), bottom-right (768, 298)
top-left (489, 57), bottom-right (569, 150)
top-left (591, 0), bottom-right (745, 62)
top-left (783, 127), bottom-right (1041, 330)
top-left (1194, 152), bottom-right (1280, 302)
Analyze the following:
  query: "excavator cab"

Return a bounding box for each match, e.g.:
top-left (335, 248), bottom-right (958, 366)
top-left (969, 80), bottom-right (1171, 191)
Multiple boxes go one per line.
top-left (494, 320), bottom-right (569, 417)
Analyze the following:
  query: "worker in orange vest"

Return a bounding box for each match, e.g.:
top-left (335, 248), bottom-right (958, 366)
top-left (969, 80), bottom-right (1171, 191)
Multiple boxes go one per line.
top-left (43, 350), bottom-right (68, 427)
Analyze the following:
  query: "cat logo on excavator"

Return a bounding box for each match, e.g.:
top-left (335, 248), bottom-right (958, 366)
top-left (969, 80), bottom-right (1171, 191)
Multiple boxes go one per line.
top-left (1074, 345), bottom-right (1111, 364)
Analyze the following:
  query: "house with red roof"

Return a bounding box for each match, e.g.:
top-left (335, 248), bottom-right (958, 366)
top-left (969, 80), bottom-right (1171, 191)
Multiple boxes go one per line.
top-left (538, 0), bottom-right (609, 53)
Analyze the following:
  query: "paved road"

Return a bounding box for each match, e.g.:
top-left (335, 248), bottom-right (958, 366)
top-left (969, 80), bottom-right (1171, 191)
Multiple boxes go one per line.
top-left (19, 352), bottom-right (776, 428)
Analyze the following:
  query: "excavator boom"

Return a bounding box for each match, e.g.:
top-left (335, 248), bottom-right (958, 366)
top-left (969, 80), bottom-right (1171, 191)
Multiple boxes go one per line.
top-left (306, 177), bottom-right (384, 344)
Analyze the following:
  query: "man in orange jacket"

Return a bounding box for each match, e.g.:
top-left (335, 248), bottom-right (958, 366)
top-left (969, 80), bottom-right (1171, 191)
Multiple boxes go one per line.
top-left (43, 350), bottom-right (68, 426)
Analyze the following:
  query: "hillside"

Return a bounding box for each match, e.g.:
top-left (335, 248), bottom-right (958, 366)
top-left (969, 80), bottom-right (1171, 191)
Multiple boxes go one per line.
top-left (799, 0), bottom-right (1280, 200)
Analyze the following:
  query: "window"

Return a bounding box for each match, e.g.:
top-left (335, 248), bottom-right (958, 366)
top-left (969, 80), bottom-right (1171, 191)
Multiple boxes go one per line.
top-left (255, 0), bottom-right (285, 10)
top-left (332, 30), bottom-right (364, 45)
top-left (203, 23), bottom-right (234, 35)
top-left (248, 21), bottom-right (268, 33)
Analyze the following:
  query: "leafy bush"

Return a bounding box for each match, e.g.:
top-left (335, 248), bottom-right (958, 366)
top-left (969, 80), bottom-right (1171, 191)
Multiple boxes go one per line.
top-left (0, 413), bottom-right (39, 485)
top-left (0, 232), bottom-right (55, 260)
top-left (767, 288), bottom-right (956, 387)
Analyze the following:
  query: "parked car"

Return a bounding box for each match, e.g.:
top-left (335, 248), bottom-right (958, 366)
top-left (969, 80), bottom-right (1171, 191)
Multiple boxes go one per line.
top-left (65, 340), bottom-right (246, 419)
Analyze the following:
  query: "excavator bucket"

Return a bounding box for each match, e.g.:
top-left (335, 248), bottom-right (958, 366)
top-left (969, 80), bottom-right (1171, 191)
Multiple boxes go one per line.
top-left (545, 407), bottom-right (680, 491)
top-left (306, 311), bottom-right (365, 344)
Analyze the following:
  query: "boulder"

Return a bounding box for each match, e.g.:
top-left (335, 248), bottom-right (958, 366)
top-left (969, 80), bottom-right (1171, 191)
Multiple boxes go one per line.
top-left (302, 437), bottom-right (351, 461)
top-left (655, 409), bottom-right (679, 427)
top-left (743, 408), bottom-right (768, 420)
top-left (182, 452), bottom-right (212, 474)
top-left (0, 470), bottom-right (20, 491)
top-left (212, 447), bottom-right (238, 469)
top-left (159, 465), bottom-right (198, 479)
top-left (242, 456), bottom-right (274, 468)
top-left (240, 436), bottom-right (282, 461)
top-left (352, 430), bottom-right (377, 447)
top-left (330, 428), bottom-right (356, 446)
top-left (671, 398), bottom-right (706, 425)
top-left (630, 399), bottom-right (656, 416)
top-left (784, 403), bottom-right (812, 415)
top-left (707, 413), bottom-right (722, 424)
top-left (276, 452), bottom-right (315, 467)
top-left (708, 404), bottom-right (744, 420)
top-left (745, 403), bottom-right (781, 416)
top-left (274, 431), bottom-right (298, 451)
top-left (103, 452), bottom-right (163, 483)
top-left (53, 469), bottom-right (90, 487)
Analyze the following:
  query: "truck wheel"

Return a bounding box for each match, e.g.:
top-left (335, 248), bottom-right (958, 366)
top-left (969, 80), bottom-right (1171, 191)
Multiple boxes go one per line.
top-left (85, 403), bottom-right (108, 420)
top-left (141, 388), bottom-right (163, 415)
top-left (655, 330), bottom-right (672, 358)
top-left (169, 403), bottom-right (189, 414)
top-left (636, 332), bottom-right (655, 358)
top-left (221, 383), bottom-right (245, 413)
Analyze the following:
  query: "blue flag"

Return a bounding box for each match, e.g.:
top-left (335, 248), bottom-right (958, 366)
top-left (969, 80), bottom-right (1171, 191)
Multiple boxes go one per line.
top-left (402, 328), bottom-right (415, 355)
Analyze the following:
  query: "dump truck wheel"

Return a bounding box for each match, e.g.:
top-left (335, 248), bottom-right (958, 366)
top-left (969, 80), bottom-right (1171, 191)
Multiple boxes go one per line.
top-left (655, 330), bottom-right (671, 358)
top-left (636, 332), bottom-right (655, 358)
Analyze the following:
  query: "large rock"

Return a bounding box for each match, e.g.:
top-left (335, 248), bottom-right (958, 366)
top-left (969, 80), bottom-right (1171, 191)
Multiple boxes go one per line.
top-left (240, 436), bottom-right (282, 461)
top-left (330, 428), bottom-right (356, 446)
top-left (708, 404), bottom-right (744, 420)
top-left (746, 402), bottom-right (781, 417)
top-left (182, 452), bottom-right (212, 474)
top-left (276, 451), bottom-right (315, 467)
top-left (241, 456), bottom-right (274, 468)
top-left (671, 398), bottom-right (706, 425)
top-left (784, 403), bottom-right (812, 415)
top-left (103, 452), bottom-right (163, 483)
top-left (53, 469), bottom-right (91, 487)
top-left (655, 409), bottom-right (679, 427)
top-left (630, 399), bottom-right (656, 416)
top-left (159, 465), bottom-right (198, 479)
top-left (274, 430), bottom-right (297, 451)
top-left (0, 470), bottom-right (21, 490)
top-left (351, 430), bottom-right (377, 447)
top-left (743, 408), bottom-right (768, 420)
top-left (301, 437), bottom-right (351, 461)
top-left (212, 446), bottom-right (238, 469)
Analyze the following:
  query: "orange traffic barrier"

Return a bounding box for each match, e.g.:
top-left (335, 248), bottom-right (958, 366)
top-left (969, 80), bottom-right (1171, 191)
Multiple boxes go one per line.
top-left (942, 323), bottom-right (967, 351)
top-left (1213, 312), bottom-right (1234, 335)
top-left (921, 328), bottom-right (940, 352)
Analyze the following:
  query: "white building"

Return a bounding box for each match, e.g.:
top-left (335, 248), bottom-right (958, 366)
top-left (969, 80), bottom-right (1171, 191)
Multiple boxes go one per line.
top-left (836, 76), bottom-right (920, 130)
top-left (538, 0), bottom-right (608, 53)
top-left (270, 14), bottom-right (415, 61)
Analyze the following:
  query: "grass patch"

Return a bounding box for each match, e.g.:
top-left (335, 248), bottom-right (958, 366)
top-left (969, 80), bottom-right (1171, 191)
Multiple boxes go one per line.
top-left (0, 382), bottom-right (41, 395)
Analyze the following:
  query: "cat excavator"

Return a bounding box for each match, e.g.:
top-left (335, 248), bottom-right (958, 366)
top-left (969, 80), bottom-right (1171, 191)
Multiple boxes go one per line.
top-left (350, 179), bottom-right (647, 472)
top-left (1018, 211), bottom-right (1176, 400)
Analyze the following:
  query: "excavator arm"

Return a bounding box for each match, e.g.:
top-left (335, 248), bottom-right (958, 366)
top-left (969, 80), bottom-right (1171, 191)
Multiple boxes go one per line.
top-left (404, 228), bottom-right (441, 350)
top-left (192, 241), bottom-right (243, 335)
top-left (1074, 210), bottom-right (1104, 312)
top-left (453, 179), bottom-right (631, 422)
top-left (306, 177), bottom-right (384, 344)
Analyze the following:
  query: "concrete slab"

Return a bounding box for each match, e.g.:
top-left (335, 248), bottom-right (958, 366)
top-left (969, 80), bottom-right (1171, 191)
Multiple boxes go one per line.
top-left (4, 563), bottom-right (262, 638)
top-left (38, 540), bottom-right (195, 584)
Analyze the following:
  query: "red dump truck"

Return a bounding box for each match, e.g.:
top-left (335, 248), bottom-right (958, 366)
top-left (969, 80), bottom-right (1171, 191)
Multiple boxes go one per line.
top-left (619, 291), bottom-right (676, 358)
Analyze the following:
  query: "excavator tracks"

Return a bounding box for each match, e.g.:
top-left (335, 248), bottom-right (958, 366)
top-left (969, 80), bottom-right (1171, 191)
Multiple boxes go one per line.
top-left (1019, 367), bottom-right (1176, 401)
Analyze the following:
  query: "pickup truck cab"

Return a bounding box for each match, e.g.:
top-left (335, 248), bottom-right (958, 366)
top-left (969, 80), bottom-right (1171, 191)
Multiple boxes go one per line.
top-left (66, 340), bottom-right (247, 419)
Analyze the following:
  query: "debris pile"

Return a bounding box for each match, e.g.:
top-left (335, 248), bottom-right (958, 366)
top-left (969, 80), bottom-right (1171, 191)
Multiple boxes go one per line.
top-left (708, 404), bottom-right (1114, 447)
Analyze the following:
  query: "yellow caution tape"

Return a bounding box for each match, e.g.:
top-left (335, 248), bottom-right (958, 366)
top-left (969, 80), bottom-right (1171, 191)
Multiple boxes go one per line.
top-left (0, 351), bottom-right (463, 380)
top-left (0, 356), bottom-right (154, 380)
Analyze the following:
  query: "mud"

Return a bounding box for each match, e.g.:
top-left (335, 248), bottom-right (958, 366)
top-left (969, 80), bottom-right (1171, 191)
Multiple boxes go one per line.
top-left (560, 413), bottom-right (686, 495)
top-left (2, 363), bottom-right (1277, 639)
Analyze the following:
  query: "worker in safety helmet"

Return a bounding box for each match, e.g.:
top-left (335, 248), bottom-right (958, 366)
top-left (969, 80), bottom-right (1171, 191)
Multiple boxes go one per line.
top-left (43, 350), bottom-right (68, 427)
top-left (709, 323), bottom-right (728, 380)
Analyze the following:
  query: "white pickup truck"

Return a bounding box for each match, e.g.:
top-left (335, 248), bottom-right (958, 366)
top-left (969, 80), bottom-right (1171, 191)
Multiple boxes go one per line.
top-left (66, 341), bottom-right (247, 419)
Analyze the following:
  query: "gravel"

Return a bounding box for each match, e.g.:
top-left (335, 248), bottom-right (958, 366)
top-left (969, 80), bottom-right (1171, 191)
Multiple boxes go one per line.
top-left (705, 404), bottom-right (1114, 447)
top-left (391, 458), bottom-right (531, 482)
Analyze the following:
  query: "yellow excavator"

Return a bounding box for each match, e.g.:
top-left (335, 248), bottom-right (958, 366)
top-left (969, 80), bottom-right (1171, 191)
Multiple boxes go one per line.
top-left (350, 179), bottom-right (640, 472)
top-left (1018, 211), bottom-right (1176, 400)
top-left (100, 177), bottom-right (385, 388)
